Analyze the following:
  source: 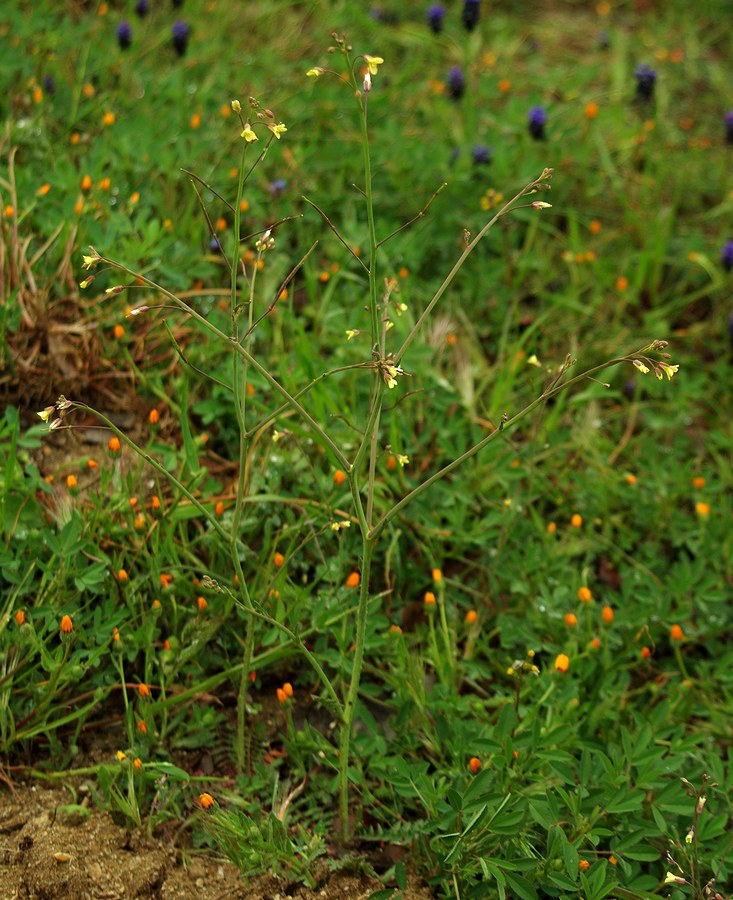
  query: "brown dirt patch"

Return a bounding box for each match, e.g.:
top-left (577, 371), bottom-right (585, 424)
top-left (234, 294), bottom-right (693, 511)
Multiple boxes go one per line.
top-left (0, 783), bottom-right (435, 900)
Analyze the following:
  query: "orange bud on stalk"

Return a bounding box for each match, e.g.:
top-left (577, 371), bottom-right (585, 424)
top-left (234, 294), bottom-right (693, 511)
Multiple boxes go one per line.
top-left (469, 757), bottom-right (481, 773)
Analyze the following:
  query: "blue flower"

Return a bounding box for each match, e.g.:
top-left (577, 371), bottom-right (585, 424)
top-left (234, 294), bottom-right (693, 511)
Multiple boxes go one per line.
top-left (171, 20), bottom-right (190, 57)
top-left (472, 144), bottom-right (492, 166)
top-left (634, 64), bottom-right (656, 101)
top-left (721, 240), bottom-right (733, 272)
top-left (270, 179), bottom-right (287, 198)
top-left (210, 237), bottom-right (222, 254)
top-left (446, 65), bottom-right (465, 101)
top-left (117, 21), bottom-right (132, 50)
top-left (528, 106), bottom-right (547, 140)
top-left (461, 0), bottom-right (480, 32)
top-left (427, 3), bottom-right (445, 34)
top-left (725, 111), bottom-right (733, 145)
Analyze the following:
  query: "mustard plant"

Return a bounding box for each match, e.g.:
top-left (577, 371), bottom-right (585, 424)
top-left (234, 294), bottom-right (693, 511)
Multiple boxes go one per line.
top-left (36, 37), bottom-right (681, 847)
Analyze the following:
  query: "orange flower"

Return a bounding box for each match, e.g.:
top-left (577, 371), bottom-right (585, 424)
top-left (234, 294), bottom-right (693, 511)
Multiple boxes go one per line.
top-left (424, 591), bottom-right (436, 606)
top-left (196, 596), bottom-right (207, 611)
top-left (87, 458), bottom-right (98, 469)
top-left (82, 83), bottom-right (95, 98)
top-left (38, 183), bottom-right (51, 196)
top-left (564, 612), bottom-right (578, 627)
top-left (578, 586), bottom-right (592, 603)
top-left (274, 552), bottom-right (285, 568)
top-left (432, 568), bottom-right (443, 583)
top-left (70, 132), bottom-right (80, 145)
top-left (498, 78), bottom-right (511, 92)
top-left (117, 569), bottom-right (129, 582)
top-left (215, 217), bottom-right (227, 232)
top-left (163, 639), bottom-right (171, 651)
top-left (318, 271), bottom-right (330, 283)
top-left (151, 495), bottom-right (161, 511)
top-left (112, 627), bottom-right (120, 642)
top-left (102, 111), bottom-right (115, 127)
top-left (615, 276), bottom-right (628, 292)
top-left (108, 436), bottom-right (121, 454)
top-left (345, 571), bottom-right (360, 588)
top-left (554, 653), bottom-right (570, 673)
top-left (590, 637), bottom-right (601, 650)
top-left (4, 205), bottom-right (14, 218)
top-left (389, 624), bottom-right (403, 635)
top-left (601, 605), bottom-right (614, 624)
top-left (670, 624), bottom-right (684, 641)
top-left (695, 502), bottom-right (710, 517)
top-left (148, 408), bottom-right (160, 425)
top-left (60, 614), bottom-right (73, 634)
top-left (190, 112), bottom-right (201, 129)
top-left (66, 474), bottom-right (78, 490)
top-left (214, 500), bottom-right (225, 516)
top-left (398, 266), bottom-right (409, 279)
top-left (276, 687), bottom-right (287, 703)
top-left (625, 473), bottom-right (637, 485)
top-left (333, 469), bottom-right (347, 486)
top-left (113, 324), bottom-right (125, 340)
top-left (282, 682), bottom-right (293, 698)
top-left (584, 101), bottom-right (599, 119)
top-left (138, 683), bottom-right (151, 699)
top-left (81, 175), bottom-right (92, 192)
top-left (133, 757), bottom-right (143, 770)
top-left (570, 514), bottom-right (583, 528)
top-left (641, 646), bottom-right (652, 659)
top-left (134, 514), bottom-right (145, 530)
top-left (199, 792), bottom-right (215, 810)
top-left (386, 455), bottom-right (396, 471)
top-left (546, 521), bottom-right (557, 534)
top-left (15, 610), bottom-right (26, 625)
top-left (608, 855), bottom-right (617, 865)
top-left (32, 86), bottom-right (43, 104)
top-left (465, 609), bottom-right (478, 625)
top-left (579, 859), bottom-right (590, 871)
top-left (136, 720), bottom-right (147, 734)
top-left (468, 757), bottom-right (481, 773)
top-left (240, 198), bottom-right (249, 212)
top-left (692, 476), bottom-right (705, 490)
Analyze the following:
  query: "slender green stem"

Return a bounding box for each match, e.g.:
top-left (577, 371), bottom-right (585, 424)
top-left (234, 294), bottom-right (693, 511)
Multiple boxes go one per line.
top-left (369, 356), bottom-right (629, 539)
top-left (395, 172), bottom-right (552, 366)
top-left (338, 534), bottom-right (375, 841)
top-left (95, 258), bottom-right (349, 469)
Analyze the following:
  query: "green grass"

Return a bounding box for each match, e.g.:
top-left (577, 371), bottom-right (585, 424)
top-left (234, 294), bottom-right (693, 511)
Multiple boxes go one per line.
top-left (2, 1), bottom-right (733, 897)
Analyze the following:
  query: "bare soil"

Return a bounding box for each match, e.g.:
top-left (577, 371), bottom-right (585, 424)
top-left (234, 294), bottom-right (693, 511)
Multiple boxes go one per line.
top-left (0, 782), bottom-right (436, 900)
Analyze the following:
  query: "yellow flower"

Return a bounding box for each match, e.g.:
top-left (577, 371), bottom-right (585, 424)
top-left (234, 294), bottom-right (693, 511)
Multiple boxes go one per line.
top-left (364, 55), bottom-right (384, 76)
top-left (267, 123), bottom-right (287, 139)
top-left (116, 750), bottom-right (127, 761)
top-left (397, 454), bottom-right (409, 467)
top-left (345, 329), bottom-right (360, 341)
top-left (82, 254), bottom-right (100, 270)
top-left (306, 67), bottom-right (323, 78)
top-left (37, 406), bottom-right (55, 422)
top-left (632, 359), bottom-right (650, 374)
top-left (658, 362), bottom-right (679, 380)
top-left (241, 123), bottom-right (258, 142)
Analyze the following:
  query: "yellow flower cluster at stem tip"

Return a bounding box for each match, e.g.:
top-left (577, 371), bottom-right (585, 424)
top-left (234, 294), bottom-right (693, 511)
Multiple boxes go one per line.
top-left (267, 122), bottom-right (287, 139)
top-left (424, 591), bottom-right (436, 606)
top-left (363, 55), bottom-right (384, 75)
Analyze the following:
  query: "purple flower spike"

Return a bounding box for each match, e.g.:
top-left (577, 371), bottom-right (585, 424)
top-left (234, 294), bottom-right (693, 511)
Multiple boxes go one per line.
top-left (724, 110), bottom-right (733, 145)
top-left (472, 144), bottom-right (492, 166)
top-left (634, 64), bottom-right (656, 101)
top-left (721, 240), bottom-right (733, 272)
top-left (427, 4), bottom-right (445, 34)
top-left (117, 21), bottom-right (132, 50)
top-left (43, 74), bottom-right (56, 95)
top-left (270, 179), bottom-right (287, 198)
top-left (171, 20), bottom-right (190, 56)
top-left (461, 0), bottom-right (480, 32)
top-left (528, 106), bottom-right (547, 140)
top-left (447, 65), bottom-right (465, 101)
top-left (135, 0), bottom-right (149, 16)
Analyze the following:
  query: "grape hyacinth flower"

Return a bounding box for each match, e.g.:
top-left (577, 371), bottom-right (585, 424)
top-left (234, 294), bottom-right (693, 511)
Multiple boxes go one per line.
top-left (43, 75), bottom-right (56, 95)
top-left (171, 20), bottom-right (190, 56)
top-left (634, 64), bottom-right (656, 101)
top-left (117, 21), bottom-right (132, 50)
top-left (725, 111), bottom-right (733, 145)
top-left (270, 179), bottom-right (287, 198)
top-left (472, 144), bottom-right (492, 166)
top-left (528, 106), bottom-right (547, 140)
top-left (462, 0), bottom-right (480, 32)
top-left (427, 3), bottom-right (445, 34)
top-left (135, 0), bottom-right (149, 16)
top-left (721, 240), bottom-right (733, 272)
top-left (446, 65), bottom-right (465, 101)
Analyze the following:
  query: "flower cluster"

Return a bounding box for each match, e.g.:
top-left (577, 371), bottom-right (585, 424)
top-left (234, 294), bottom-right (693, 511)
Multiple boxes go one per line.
top-left (628, 340), bottom-right (679, 381)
